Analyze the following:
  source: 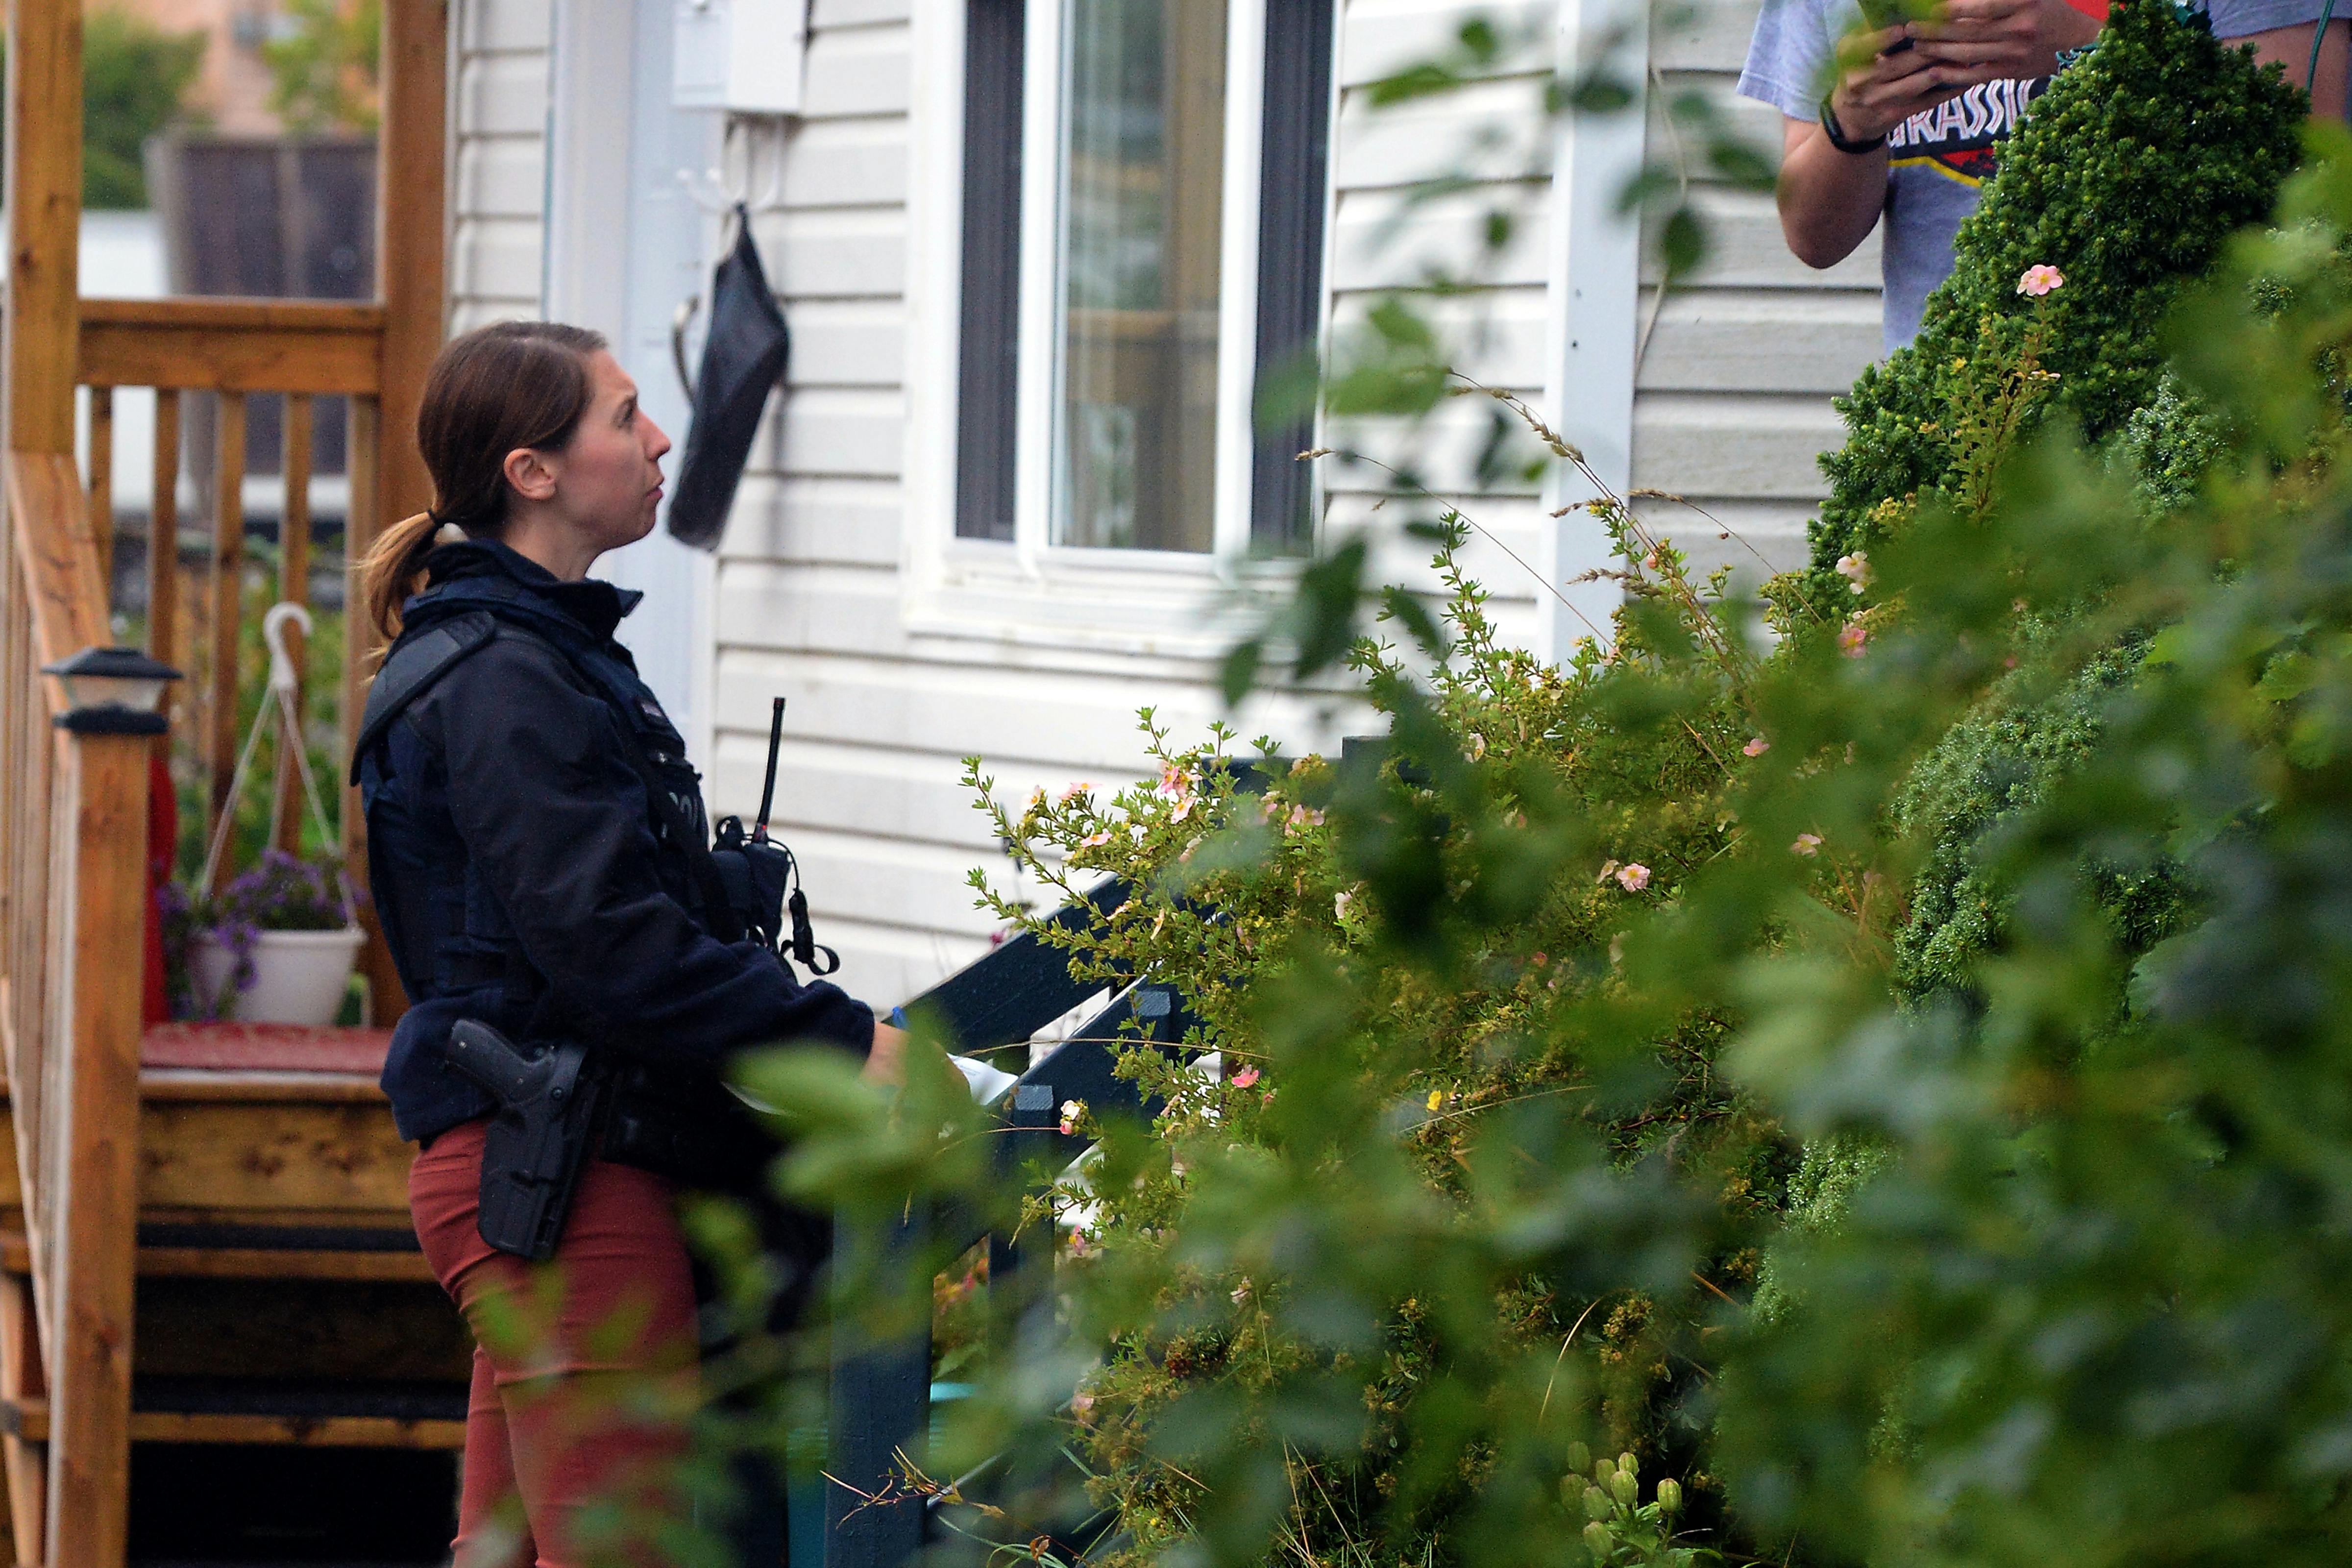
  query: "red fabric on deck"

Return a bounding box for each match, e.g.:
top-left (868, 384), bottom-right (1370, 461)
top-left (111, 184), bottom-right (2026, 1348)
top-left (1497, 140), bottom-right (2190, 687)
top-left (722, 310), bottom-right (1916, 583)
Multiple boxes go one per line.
top-left (139, 1023), bottom-right (392, 1075)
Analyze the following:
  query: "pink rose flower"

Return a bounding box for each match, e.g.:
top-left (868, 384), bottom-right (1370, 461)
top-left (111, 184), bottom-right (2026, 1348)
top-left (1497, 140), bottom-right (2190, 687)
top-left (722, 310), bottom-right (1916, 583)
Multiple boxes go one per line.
top-left (2016, 264), bottom-right (2065, 298)
top-left (1792, 833), bottom-right (1823, 857)
top-left (1616, 862), bottom-right (1651, 892)
top-left (1743, 736), bottom-right (1769, 758)
top-left (1838, 622), bottom-right (1869, 658)
top-left (1231, 1066), bottom-right (1260, 1089)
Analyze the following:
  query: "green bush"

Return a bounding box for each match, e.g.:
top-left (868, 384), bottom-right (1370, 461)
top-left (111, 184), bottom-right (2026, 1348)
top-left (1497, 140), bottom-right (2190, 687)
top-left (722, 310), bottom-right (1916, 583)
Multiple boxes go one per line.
top-left (264, 0), bottom-right (382, 135)
top-left (1793, 0), bottom-right (2303, 617)
top-left (714, 13), bottom-right (2352, 1568)
top-left (83, 8), bottom-right (207, 208)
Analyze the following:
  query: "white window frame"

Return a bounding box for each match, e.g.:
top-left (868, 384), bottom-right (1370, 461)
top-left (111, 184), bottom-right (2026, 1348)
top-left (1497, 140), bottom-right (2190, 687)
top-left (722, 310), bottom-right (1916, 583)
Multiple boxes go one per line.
top-left (903, 0), bottom-right (1337, 654)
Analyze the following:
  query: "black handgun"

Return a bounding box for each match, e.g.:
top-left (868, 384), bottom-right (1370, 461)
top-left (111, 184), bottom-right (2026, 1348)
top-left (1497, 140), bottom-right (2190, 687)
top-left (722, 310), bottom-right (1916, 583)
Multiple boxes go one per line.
top-left (447, 1020), bottom-right (603, 1261)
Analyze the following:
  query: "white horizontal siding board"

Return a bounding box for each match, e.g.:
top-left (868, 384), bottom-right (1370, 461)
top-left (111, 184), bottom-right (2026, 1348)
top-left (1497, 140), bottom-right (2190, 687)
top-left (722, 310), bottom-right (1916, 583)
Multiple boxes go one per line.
top-left (717, 567), bottom-right (920, 659)
top-left (779, 122), bottom-right (913, 208)
top-left (450, 215), bottom-right (546, 304)
top-left (1331, 75), bottom-right (1558, 191)
top-left (448, 0), bottom-right (550, 331)
top-left (800, 27), bottom-right (914, 118)
top-left (1635, 288), bottom-right (1881, 393)
top-left (815, 935), bottom-right (992, 1014)
top-left (714, 476), bottom-right (907, 567)
top-left (461, 0), bottom-right (551, 53)
top-left (455, 139), bottom-right (546, 219)
top-left (709, 737), bottom-right (1152, 850)
top-left (1339, 0), bottom-right (1555, 86)
top-left (1320, 393), bottom-right (1556, 497)
top-left (1650, 0), bottom-right (1757, 73)
top-left (1642, 186), bottom-right (1881, 287)
top-left (1652, 70), bottom-right (1788, 157)
top-left (784, 303), bottom-right (909, 387)
top-left (755, 211), bottom-right (910, 298)
top-left (458, 53), bottom-right (552, 135)
top-left (1632, 392), bottom-right (1843, 498)
top-left (1343, 519), bottom-right (1554, 606)
top-left (1630, 496), bottom-right (1815, 576)
top-left (1624, 0), bottom-right (1868, 573)
top-left (714, 654), bottom-right (1285, 769)
top-left (774, 389), bottom-right (907, 477)
top-left (1328, 288), bottom-right (1553, 386)
top-left (779, 845), bottom-right (1019, 981)
top-left (1327, 186), bottom-right (1552, 290)
top-left (812, 0), bottom-right (916, 26)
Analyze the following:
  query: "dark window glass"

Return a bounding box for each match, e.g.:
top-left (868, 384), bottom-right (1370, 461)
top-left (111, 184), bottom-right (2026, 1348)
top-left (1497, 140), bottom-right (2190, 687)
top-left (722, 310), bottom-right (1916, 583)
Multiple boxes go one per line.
top-left (1250, 0), bottom-right (1334, 554)
top-left (954, 0), bottom-right (1333, 552)
top-left (956, 0), bottom-right (1026, 540)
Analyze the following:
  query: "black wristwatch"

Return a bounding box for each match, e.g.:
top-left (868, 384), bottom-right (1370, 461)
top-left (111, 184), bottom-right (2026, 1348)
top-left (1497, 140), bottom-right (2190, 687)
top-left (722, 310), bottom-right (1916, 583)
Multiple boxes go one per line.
top-left (1819, 98), bottom-right (1887, 154)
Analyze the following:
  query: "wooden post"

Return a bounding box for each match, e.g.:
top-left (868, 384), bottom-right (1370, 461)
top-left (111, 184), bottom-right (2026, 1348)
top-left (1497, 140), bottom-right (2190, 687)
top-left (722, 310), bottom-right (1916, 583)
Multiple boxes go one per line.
top-left (148, 391), bottom-right (182, 734)
top-left (41, 734), bottom-right (147, 1568)
top-left (339, 396), bottom-right (379, 871)
top-left (272, 394), bottom-right (312, 853)
top-left (206, 393), bottom-right (248, 870)
top-left (376, 0), bottom-right (448, 540)
top-left (5, 0), bottom-right (82, 459)
top-left (0, 1271), bottom-right (48, 1568)
top-left (364, 0), bottom-right (446, 1026)
top-left (86, 392), bottom-right (112, 588)
top-left (1, 0), bottom-right (112, 1552)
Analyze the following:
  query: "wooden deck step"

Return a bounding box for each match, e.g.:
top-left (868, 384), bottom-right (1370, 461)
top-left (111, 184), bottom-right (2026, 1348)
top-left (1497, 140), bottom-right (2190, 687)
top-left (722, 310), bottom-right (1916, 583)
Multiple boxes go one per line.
top-left (0, 1228), bottom-right (432, 1283)
top-left (1, 1379), bottom-right (466, 1449)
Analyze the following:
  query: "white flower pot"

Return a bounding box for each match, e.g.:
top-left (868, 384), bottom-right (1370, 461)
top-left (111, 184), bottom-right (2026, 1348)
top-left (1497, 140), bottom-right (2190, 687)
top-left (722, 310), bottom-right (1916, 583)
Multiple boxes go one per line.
top-left (191, 928), bottom-right (366, 1027)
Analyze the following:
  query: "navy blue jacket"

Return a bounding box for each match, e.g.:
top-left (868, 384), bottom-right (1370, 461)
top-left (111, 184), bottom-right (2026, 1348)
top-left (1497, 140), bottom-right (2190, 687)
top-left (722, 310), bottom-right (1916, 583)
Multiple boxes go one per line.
top-left (356, 539), bottom-right (874, 1144)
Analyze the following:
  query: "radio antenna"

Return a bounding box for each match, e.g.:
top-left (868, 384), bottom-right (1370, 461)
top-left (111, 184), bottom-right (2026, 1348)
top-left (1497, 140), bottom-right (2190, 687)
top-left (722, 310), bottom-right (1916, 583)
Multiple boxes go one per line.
top-left (755, 696), bottom-right (786, 839)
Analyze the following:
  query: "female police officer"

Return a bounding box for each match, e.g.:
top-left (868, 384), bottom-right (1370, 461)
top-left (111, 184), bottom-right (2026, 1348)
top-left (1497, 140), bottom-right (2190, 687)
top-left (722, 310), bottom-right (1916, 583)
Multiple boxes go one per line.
top-left (354, 320), bottom-right (905, 1565)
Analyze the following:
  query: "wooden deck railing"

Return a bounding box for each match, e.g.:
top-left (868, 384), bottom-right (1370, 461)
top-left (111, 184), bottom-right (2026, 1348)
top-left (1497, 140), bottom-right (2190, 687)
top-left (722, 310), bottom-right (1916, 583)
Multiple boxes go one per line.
top-left (0, 1), bottom-right (444, 1558)
top-left (0, 453), bottom-right (152, 1568)
top-left (78, 297), bottom-right (390, 870)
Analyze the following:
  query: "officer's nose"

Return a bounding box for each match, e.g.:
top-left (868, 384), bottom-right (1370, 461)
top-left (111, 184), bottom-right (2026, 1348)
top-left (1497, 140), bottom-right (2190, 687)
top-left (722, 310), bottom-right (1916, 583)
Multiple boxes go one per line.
top-left (644, 413), bottom-right (673, 465)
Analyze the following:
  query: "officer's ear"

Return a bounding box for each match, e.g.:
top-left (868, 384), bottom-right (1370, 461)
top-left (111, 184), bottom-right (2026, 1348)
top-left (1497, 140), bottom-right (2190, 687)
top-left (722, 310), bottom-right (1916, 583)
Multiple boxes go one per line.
top-left (502, 444), bottom-right (560, 506)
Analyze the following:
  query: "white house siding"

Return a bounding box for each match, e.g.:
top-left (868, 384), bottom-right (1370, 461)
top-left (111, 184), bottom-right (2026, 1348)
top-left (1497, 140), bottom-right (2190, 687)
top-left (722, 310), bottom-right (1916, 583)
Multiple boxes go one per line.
top-left (705, 0), bottom-right (1574, 1007)
top-left (490, 0), bottom-right (1870, 1011)
top-left (1324, 0), bottom-right (1561, 652)
top-left (449, 0), bottom-right (551, 332)
top-left (1633, 0), bottom-right (1879, 581)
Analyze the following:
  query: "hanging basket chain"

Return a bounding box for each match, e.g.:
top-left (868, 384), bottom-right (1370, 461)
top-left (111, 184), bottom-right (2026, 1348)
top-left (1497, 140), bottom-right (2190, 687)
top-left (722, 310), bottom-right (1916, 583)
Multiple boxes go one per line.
top-left (196, 601), bottom-right (357, 927)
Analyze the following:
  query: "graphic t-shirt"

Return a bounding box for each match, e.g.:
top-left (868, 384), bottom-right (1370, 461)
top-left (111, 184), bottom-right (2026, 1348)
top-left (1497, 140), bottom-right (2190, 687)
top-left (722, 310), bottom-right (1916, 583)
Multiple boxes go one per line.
top-left (1738, 0), bottom-right (2049, 352)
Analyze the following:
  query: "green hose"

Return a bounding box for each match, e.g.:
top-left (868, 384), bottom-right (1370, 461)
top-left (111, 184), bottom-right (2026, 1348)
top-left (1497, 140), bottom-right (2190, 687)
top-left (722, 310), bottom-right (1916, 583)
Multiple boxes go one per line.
top-left (2310, 0), bottom-right (2339, 94)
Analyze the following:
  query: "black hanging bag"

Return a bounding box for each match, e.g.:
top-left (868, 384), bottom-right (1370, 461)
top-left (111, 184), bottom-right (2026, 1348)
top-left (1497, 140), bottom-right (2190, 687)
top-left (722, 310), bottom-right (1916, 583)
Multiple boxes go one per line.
top-left (667, 204), bottom-right (790, 551)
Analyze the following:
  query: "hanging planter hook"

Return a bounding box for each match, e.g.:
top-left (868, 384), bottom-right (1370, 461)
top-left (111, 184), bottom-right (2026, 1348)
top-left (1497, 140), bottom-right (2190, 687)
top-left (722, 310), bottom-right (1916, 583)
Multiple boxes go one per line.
top-left (264, 602), bottom-right (312, 695)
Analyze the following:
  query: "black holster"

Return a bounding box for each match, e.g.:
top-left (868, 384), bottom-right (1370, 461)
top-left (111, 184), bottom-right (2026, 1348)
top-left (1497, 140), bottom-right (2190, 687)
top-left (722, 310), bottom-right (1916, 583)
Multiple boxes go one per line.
top-left (446, 1020), bottom-right (605, 1261)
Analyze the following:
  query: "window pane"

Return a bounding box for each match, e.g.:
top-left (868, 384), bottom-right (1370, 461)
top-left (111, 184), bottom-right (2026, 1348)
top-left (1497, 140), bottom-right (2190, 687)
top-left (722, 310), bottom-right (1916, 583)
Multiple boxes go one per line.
top-left (956, 0), bottom-right (1026, 540)
top-left (1054, 0), bottom-right (1226, 551)
top-left (1250, 0), bottom-right (1333, 554)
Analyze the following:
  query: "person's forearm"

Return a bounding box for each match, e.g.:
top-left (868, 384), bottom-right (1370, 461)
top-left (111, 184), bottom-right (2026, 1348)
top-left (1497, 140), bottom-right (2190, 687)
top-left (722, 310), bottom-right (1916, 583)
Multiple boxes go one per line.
top-left (1778, 124), bottom-right (1890, 270)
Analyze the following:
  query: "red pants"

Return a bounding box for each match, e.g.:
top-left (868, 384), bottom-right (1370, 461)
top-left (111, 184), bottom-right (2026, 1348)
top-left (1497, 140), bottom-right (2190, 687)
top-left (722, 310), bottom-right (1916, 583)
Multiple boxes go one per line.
top-left (411, 1119), bottom-right (700, 1568)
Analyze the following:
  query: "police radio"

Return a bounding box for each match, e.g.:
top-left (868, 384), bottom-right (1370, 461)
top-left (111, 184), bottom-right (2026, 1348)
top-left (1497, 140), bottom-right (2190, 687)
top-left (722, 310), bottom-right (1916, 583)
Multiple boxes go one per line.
top-left (710, 696), bottom-right (839, 975)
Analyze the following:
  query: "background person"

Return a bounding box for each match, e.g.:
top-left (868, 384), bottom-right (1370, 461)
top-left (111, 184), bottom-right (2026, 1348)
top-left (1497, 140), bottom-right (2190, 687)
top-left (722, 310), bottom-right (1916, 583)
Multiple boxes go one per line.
top-left (354, 320), bottom-right (906, 1566)
top-left (1740, 0), bottom-right (2105, 352)
top-left (1745, 0), bottom-right (2346, 356)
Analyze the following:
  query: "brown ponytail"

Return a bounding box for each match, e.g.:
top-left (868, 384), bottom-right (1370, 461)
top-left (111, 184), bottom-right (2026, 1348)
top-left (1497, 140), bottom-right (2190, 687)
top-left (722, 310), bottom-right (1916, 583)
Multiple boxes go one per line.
top-left (358, 319), bottom-right (610, 641)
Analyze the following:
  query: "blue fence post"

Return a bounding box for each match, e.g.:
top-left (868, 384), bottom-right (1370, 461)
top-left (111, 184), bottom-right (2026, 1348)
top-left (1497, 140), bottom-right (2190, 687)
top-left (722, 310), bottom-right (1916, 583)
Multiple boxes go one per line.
top-left (824, 1213), bottom-right (932, 1568)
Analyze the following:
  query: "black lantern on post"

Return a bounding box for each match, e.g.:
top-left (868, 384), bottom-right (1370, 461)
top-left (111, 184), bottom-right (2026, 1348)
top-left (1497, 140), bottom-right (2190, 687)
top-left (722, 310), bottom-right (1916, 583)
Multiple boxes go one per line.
top-left (41, 646), bottom-right (182, 735)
